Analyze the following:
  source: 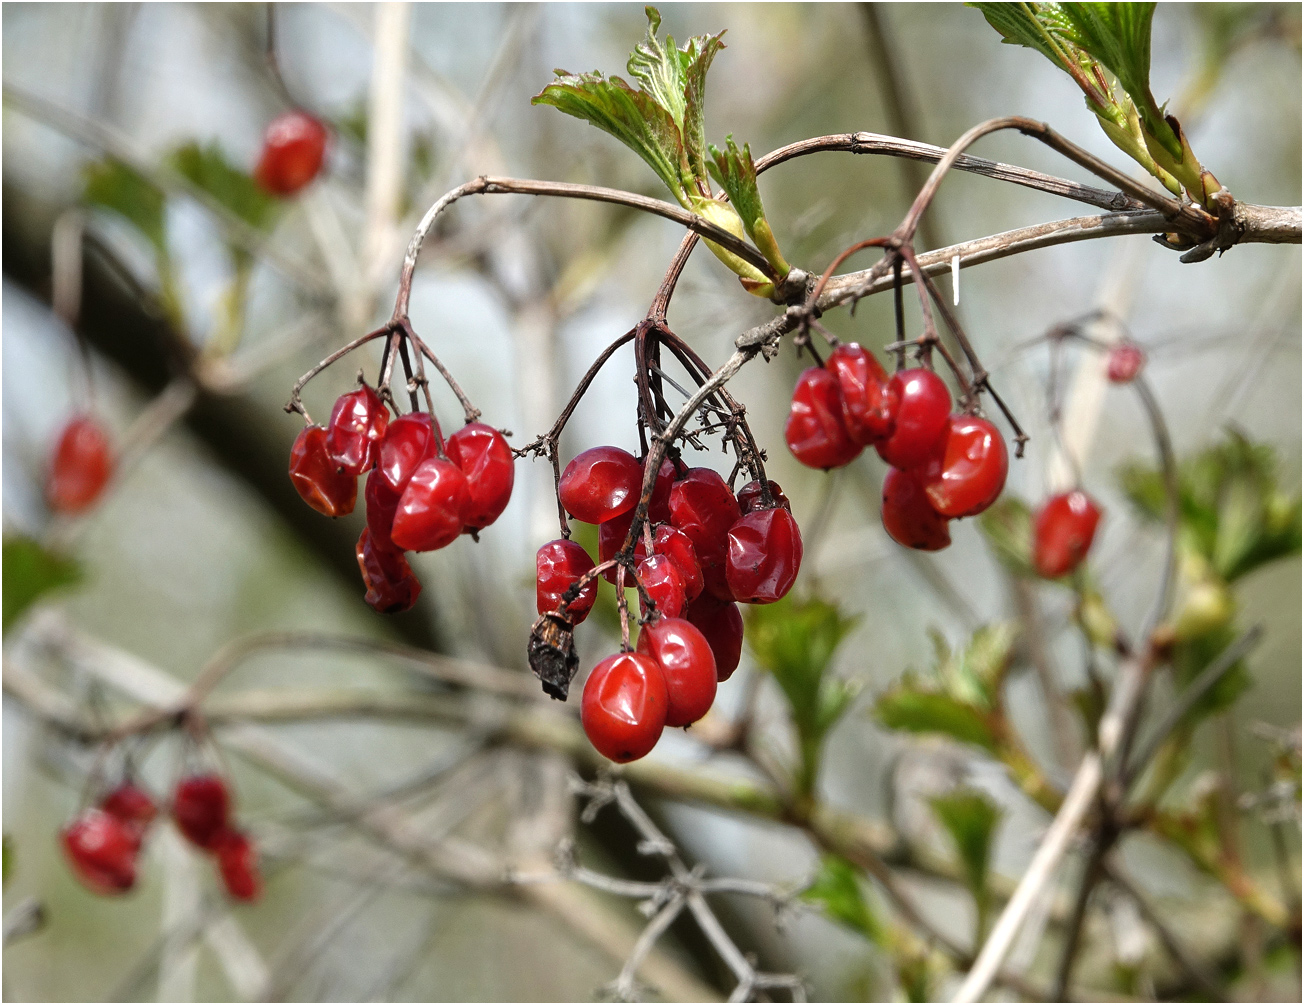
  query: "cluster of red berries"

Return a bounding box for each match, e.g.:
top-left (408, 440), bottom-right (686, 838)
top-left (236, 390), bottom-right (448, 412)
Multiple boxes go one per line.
top-left (46, 415), bottom-right (113, 514)
top-left (289, 383), bottom-right (514, 613)
top-left (254, 110), bottom-right (328, 197)
top-left (1032, 490), bottom-right (1102, 579)
top-left (60, 774), bottom-right (259, 901)
top-left (784, 343), bottom-right (1008, 551)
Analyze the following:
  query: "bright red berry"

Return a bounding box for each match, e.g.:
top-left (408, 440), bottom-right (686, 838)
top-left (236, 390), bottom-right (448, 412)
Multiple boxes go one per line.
top-left (580, 652), bottom-right (668, 763)
top-left (356, 528), bottom-right (422, 613)
top-left (326, 386), bottom-right (389, 476)
top-left (100, 783), bottom-right (157, 846)
top-left (685, 594), bottom-right (744, 682)
top-left (875, 369), bottom-right (952, 469)
top-left (827, 343), bottom-right (898, 445)
top-left (214, 830), bottom-right (262, 902)
top-left (1107, 342), bottom-right (1146, 383)
top-left (172, 774), bottom-right (231, 852)
top-left (881, 466), bottom-right (951, 551)
top-left (536, 539), bottom-right (597, 624)
top-left (391, 458), bottom-right (469, 552)
top-left (47, 415), bottom-right (113, 514)
top-left (919, 415), bottom-right (1008, 518)
top-left (254, 110), bottom-right (328, 196)
top-left (635, 525), bottom-right (703, 601)
top-left (447, 422), bottom-right (515, 530)
top-left (61, 809), bottom-right (138, 894)
top-left (726, 507), bottom-right (804, 605)
top-left (636, 554), bottom-right (687, 619)
top-left (1033, 491), bottom-right (1102, 579)
top-left (785, 367), bottom-right (862, 470)
top-left (376, 413), bottom-right (437, 496)
top-left (637, 618), bottom-right (717, 727)
top-left (736, 479), bottom-right (791, 515)
top-left (558, 446), bottom-right (642, 524)
top-left (289, 424), bottom-right (357, 517)
top-left (669, 468), bottom-right (742, 602)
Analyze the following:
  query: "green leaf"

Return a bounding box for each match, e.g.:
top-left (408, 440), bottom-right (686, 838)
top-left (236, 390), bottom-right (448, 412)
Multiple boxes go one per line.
top-left (3, 834), bottom-right (13, 886)
top-left (802, 854), bottom-right (881, 942)
top-left (83, 159), bottom-right (166, 252)
top-left (874, 677), bottom-right (997, 752)
top-left (968, 2), bottom-right (1074, 66)
top-left (1172, 626), bottom-right (1252, 722)
top-left (979, 496), bottom-right (1035, 576)
top-left (3, 536), bottom-right (81, 630)
top-left (706, 135), bottom-right (788, 276)
top-left (168, 141), bottom-right (279, 235)
top-left (931, 788), bottom-right (1002, 939)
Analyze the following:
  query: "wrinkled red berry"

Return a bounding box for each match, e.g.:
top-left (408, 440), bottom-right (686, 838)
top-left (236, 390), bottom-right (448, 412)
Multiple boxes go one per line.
top-left (581, 652), bottom-right (668, 762)
top-left (61, 809), bottom-right (137, 894)
top-left (643, 454), bottom-right (680, 523)
top-left (47, 415), bottom-right (113, 514)
top-left (598, 508), bottom-right (635, 584)
top-left (356, 528), bottom-right (422, 613)
top-left (326, 386), bottom-right (389, 476)
top-left (172, 774), bottom-right (231, 851)
top-left (364, 469), bottom-right (401, 551)
top-left (215, 829), bottom-right (262, 902)
top-left (685, 594), bottom-right (744, 682)
top-left (1033, 491), bottom-right (1102, 579)
top-left (635, 525), bottom-right (703, 601)
top-left (875, 369), bottom-right (951, 469)
top-left (447, 422), bottom-right (515, 529)
top-left (254, 110), bottom-right (328, 196)
top-left (881, 467), bottom-right (951, 551)
top-left (558, 446), bottom-right (642, 524)
top-left (637, 618), bottom-right (717, 727)
top-left (100, 783), bottom-right (157, 846)
top-left (391, 458), bottom-right (469, 552)
top-left (289, 424), bottom-right (356, 517)
top-left (636, 554), bottom-right (687, 619)
top-left (669, 468), bottom-right (742, 602)
top-left (828, 343), bottom-right (898, 445)
top-left (736, 479), bottom-right (790, 515)
top-left (377, 413), bottom-right (437, 496)
top-left (785, 367), bottom-right (862, 470)
top-left (726, 508), bottom-right (804, 604)
top-left (1107, 342), bottom-right (1146, 383)
top-left (536, 539), bottom-right (597, 624)
top-left (919, 415), bottom-right (1008, 518)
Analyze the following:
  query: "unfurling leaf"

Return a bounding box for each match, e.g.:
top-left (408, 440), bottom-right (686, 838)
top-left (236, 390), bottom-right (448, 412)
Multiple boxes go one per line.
top-left (3, 536), bottom-right (81, 630)
top-left (802, 854), bottom-right (881, 942)
top-left (707, 135), bottom-right (789, 277)
top-left (873, 678), bottom-right (997, 752)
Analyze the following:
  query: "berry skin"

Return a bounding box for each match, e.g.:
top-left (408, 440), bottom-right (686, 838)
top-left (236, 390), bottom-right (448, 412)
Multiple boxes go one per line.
top-left (61, 809), bottom-right (138, 894)
top-left (785, 367), bottom-right (862, 470)
top-left (726, 507), bottom-right (804, 604)
top-left (254, 110), bottom-right (328, 196)
top-left (669, 468), bottom-right (742, 602)
top-left (737, 479), bottom-right (791, 515)
top-left (289, 424), bottom-right (357, 517)
top-left (326, 386), bottom-right (389, 477)
top-left (827, 343), bottom-right (898, 445)
top-left (536, 539), bottom-right (597, 624)
top-left (447, 422), bottom-right (515, 529)
top-left (356, 528), bottom-right (422, 613)
top-left (391, 458), bottom-right (469, 552)
top-left (685, 594), bottom-right (744, 682)
top-left (875, 369), bottom-right (952, 469)
top-left (644, 455), bottom-right (681, 523)
top-left (214, 830), bottom-right (262, 902)
top-left (919, 415), bottom-right (1008, 518)
top-left (881, 467), bottom-right (951, 551)
top-left (558, 446), bottom-right (643, 524)
top-left (598, 508), bottom-right (635, 584)
top-left (100, 783), bottom-right (157, 845)
top-left (580, 652), bottom-right (668, 763)
top-left (1033, 491), bottom-right (1102, 579)
top-left (172, 775), bottom-right (231, 852)
top-left (636, 554), bottom-right (687, 619)
top-left (1107, 342), bottom-right (1146, 383)
top-left (635, 525), bottom-right (703, 601)
top-left (637, 618), bottom-right (717, 727)
top-left (376, 413), bottom-right (437, 496)
top-left (364, 469), bottom-right (402, 551)
top-left (47, 415), bottom-right (113, 514)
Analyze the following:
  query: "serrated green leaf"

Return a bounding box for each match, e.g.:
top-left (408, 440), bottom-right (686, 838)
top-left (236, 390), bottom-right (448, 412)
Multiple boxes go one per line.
top-left (747, 595), bottom-right (858, 734)
top-left (83, 159), bottom-right (166, 252)
top-left (802, 854), bottom-right (881, 942)
top-left (979, 496), bottom-right (1035, 575)
top-left (874, 678), bottom-right (997, 751)
top-left (3, 536), bottom-right (81, 630)
top-left (706, 135), bottom-right (788, 277)
top-left (169, 141), bottom-right (279, 234)
top-left (968, 2), bottom-right (1072, 66)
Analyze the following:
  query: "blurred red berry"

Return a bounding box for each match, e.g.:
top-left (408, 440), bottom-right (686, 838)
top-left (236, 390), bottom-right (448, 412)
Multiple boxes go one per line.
top-left (61, 809), bottom-right (138, 894)
top-left (47, 415), bottom-right (113, 514)
top-left (1033, 490), bottom-right (1102, 579)
top-left (100, 783), bottom-right (157, 846)
top-left (215, 829), bottom-right (262, 902)
top-left (881, 466), bottom-right (951, 551)
top-left (1107, 342), bottom-right (1146, 383)
top-left (685, 594), bottom-right (744, 682)
top-left (254, 110), bottom-right (327, 196)
top-left (172, 774), bottom-right (231, 852)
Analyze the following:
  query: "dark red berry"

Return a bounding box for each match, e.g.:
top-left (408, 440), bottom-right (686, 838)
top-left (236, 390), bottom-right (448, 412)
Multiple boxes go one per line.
top-left (100, 783), bottom-right (157, 846)
top-left (254, 110), bottom-right (328, 196)
top-left (447, 422), bottom-right (515, 530)
top-left (919, 415), bottom-right (1008, 518)
top-left (326, 386), bottom-right (389, 476)
top-left (581, 652), bottom-right (668, 762)
top-left (558, 446), bottom-right (642, 524)
top-left (47, 415), bottom-right (113, 513)
top-left (685, 594), bottom-right (744, 682)
top-left (669, 468), bottom-right (742, 602)
top-left (215, 830), bottom-right (262, 902)
top-left (637, 618), bottom-right (717, 727)
top-left (536, 539), bottom-right (597, 624)
top-left (376, 413), bottom-right (437, 496)
top-left (289, 424), bottom-right (356, 517)
top-left (1107, 342), bottom-right (1146, 383)
top-left (643, 454), bottom-right (680, 523)
top-left (737, 479), bottom-right (791, 515)
top-left (875, 369), bottom-right (951, 469)
top-left (1033, 491), bottom-right (1102, 579)
top-left (785, 367), bottom-right (862, 470)
top-left (61, 810), bottom-right (137, 894)
top-left (364, 469), bottom-right (401, 551)
top-left (391, 458), bottom-right (469, 552)
top-left (828, 343), bottom-right (898, 445)
top-left (356, 528), bottom-right (422, 613)
top-left (635, 525), bottom-right (703, 601)
top-left (637, 554), bottom-right (687, 619)
top-left (726, 508), bottom-right (804, 604)
top-left (881, 467), bottom-right (951, 551)
top-left (172, 774), bottom-right (231, 852)
top-left (598, 508), bottom-right (635, 584)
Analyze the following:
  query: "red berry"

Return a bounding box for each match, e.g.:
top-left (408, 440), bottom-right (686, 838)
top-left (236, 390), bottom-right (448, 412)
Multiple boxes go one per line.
top-left (580, 652), bottom-right (668, 762)
top-left (827, 343), bottom-right (898, 445)
top-left (254, 110), bottom-right (327, 196)
top-left (685, 594), bottom-right (744, 682)
top-left (635, 525), bottom-right (703, 601)
top-left (364, 468), bottom-right (403, 552)
top-left (536, 539), bottom-right (597, 624)
top-left (47, 415), bottom-right (113, 514)
top-left (598, 508), bottom-right (635, 584)
top-left (637, 618), bottom-right (717, 727)
top-left (215, 830), bottom-right (262, 902)
top-left (737, 479), bottom-right (791, 515)
top-left (1107, 342), bottom-right (1146, 383)
top-left (391, 458), bottom-right (469, 552)
top-left (643, 454), bottom-right (680, 523)
top-left (289, 424), bottom-right (357, 517)
top-left (326, 386), bottom-right (389, 477)
top-left (669, 468), bottom-right (742, 602)
top-left (636, 554), bottom-right (687, 619)
top-left (919, 415), bottom-right (1008, 518)
top-left (100, 783), bottom-right (157, 846)
top-left (558, 446), bottom-right (642, 524)
top-left (172, 774), bottom-right (231, 851)
top-left (376, 413), bottom-right (437, 496)
top-left (356, 528), bottom-right (422, 613)
top-left (726, 507), bottom-right (804, 604)
top-left (1033, 491), bottom-right (1102, 579)
top-left (61, 809), bottom-right (138, 894)
top-left (875, 369), bottom-right (952, 469)
top-left (881, 467), bottom-right (951, 551)
top-left (447, 422), bottom-right (515, 529)
top-left (785, 367), bottom-right (862, 470)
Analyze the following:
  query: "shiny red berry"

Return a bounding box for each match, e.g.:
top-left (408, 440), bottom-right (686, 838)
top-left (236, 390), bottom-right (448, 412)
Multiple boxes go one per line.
top-left (685, 594), bottom-right (744, 682)
top-left (100, 783), bottom-right (157, 845)
top-left (919, 415), bottom-right (1008, 518)
top-left (356, 528), bottom-right (422, 613)
top-left (558, 446), bottom-right (642, 524)
top-left (785, 367), bottom-right (861, 470)
top-left (254, 110), bottom-right (327, 196)
top-left (643, 454), bottom-right (681, 523)
top-left (637, 618), bottom-right (717, 727)
top-left (391, 458), bottom-right (469, 552)
top-left (289, 424), bottom-right (356, 517)
top-left (1107, 342), bottom-right (1146, 383)
top-left (376, 413), bottom-right (437, 495)
top-left (581, 652), bottom-right (668, 763)
top-left (172, 774), bottom-right (231, 851)
top-left (215, 830), bottom-right (262, 902)
top-left (669, 468), bottom-right (742, 602)
top-left (1033, 491), bottom-right (1102, 579)
top-left (736, 479), bottom-right (791, 515)
top-left (875, 369), bottom-right (951, 469)
top-left (882, 466), bottom-right (951, 551)
top-left (447, 422), bottom-right (515, 530)
top-left (536, 539), bottom-right (597, 624)
top-left (637, 554), bottom-right (687, 619)
top-left (726, 507), bottom-right (804, 604)
top-left (326, 386), bottom-right (389, 476)
top-left (635, 525), bottom-right (703, 601)
top-left (828, 343), bottom-right (898, 445)
top-left (364, 469), bottom-right (401, 551)
top-left (47, 415), bottom-right (113, 513)
top-left (598, 509), bottom-right (635, 584)
top-left (61, 809), bottom-right (138, 894)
